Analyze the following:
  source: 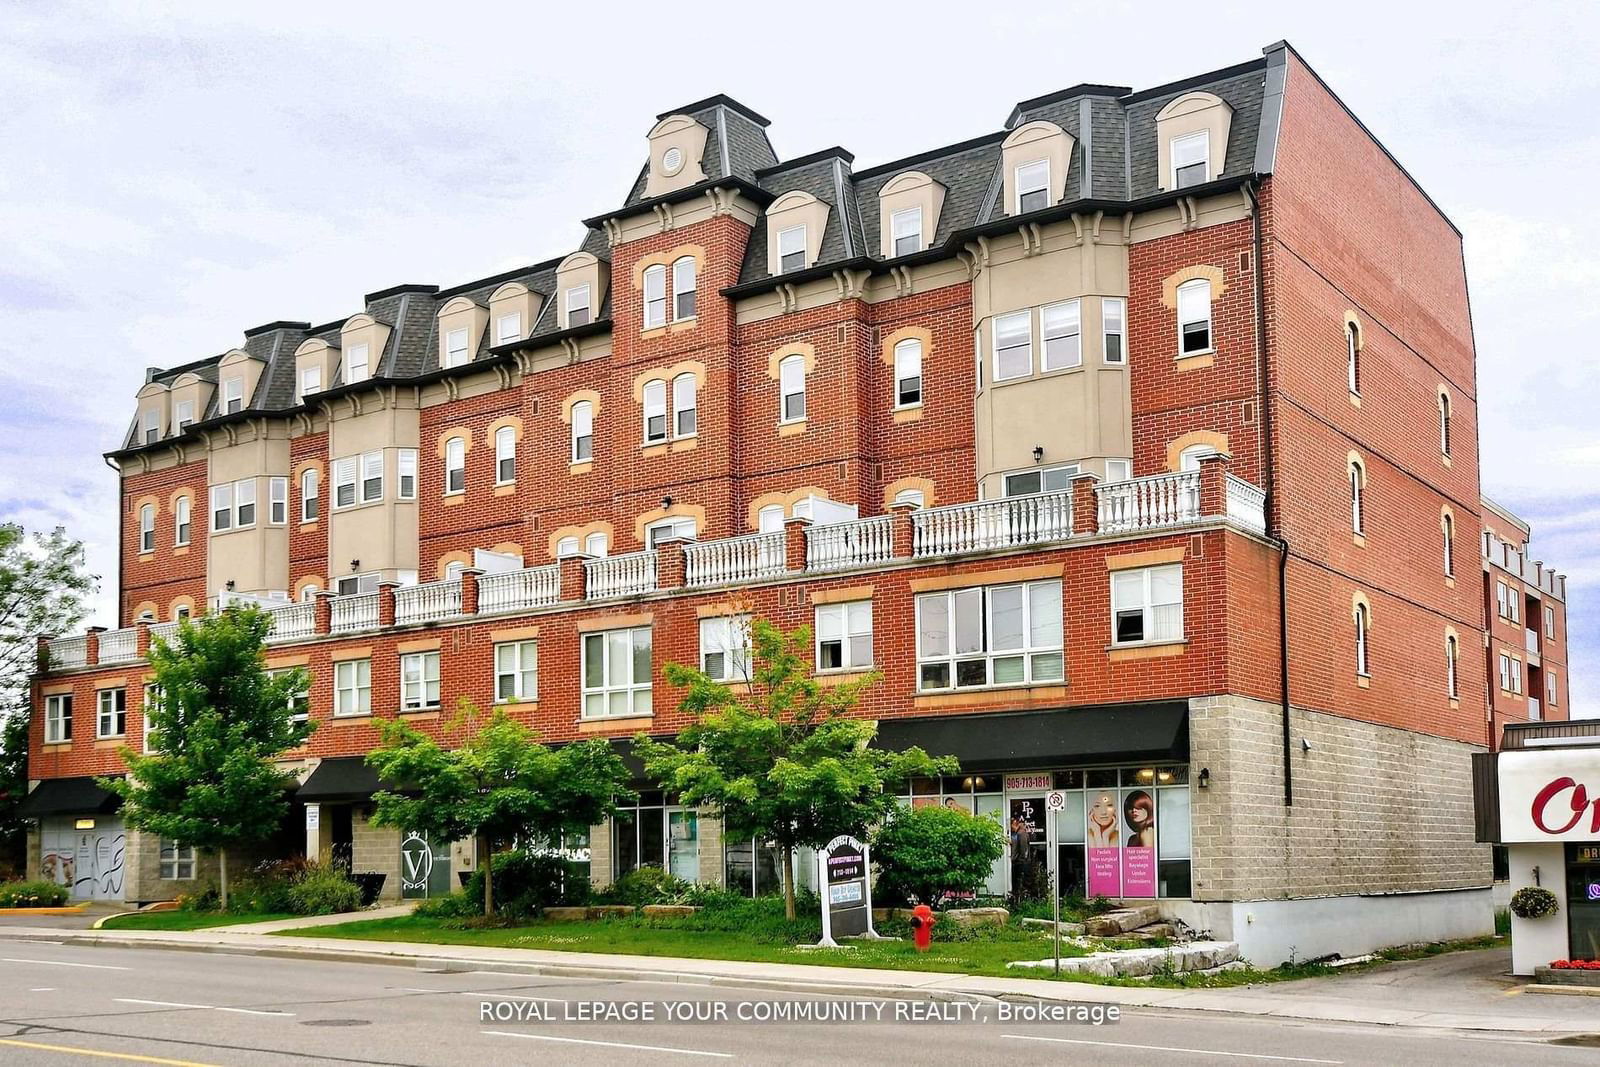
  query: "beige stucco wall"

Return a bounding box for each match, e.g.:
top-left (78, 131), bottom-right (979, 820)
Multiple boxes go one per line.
top-left (207, 431), bottom-right (291, 597)
top-left (325, 405), bottom-right (420, 583)
top-left (1155, 92), bottom-right (1233, 190)
top-left (643, 114), bottom-right (710, 200)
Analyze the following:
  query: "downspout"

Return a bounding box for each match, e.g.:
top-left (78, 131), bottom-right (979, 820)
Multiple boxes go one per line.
top-left (1245, 181), bottom-right (1292, 807)
top-left (103, 454), bottom-right (123, 626)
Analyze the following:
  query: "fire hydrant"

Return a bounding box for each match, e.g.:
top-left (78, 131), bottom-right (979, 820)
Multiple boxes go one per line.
top-left (909, 904), bottom-right (936, 952)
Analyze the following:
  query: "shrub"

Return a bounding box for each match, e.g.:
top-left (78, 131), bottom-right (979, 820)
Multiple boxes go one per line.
top-left (1510, 887), bottom-right (1559, 919)
top-left (0, 880), bottom-right (71, 908)
top-left (285, 865), bottom-right (363, 915)
top-left (177, 885), bottom-right (222, 912)
top-left (872, 805), bottom-right (1005, 908)
top-left (458, 850), bottom-right (589, 918)
top-left (595, 866), bottom-right (692, 907)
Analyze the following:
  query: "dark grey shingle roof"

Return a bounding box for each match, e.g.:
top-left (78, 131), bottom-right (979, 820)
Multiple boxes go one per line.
top-left (1126, 66), bottom-right (1266, 198)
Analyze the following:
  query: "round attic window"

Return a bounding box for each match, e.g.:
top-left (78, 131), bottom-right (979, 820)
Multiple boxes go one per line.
top-left (661, 147), bottom-right (684, 176)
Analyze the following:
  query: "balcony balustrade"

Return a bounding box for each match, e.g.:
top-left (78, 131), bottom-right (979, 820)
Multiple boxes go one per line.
top-left (585, 550), bottom-right (658, 599)
top-left (686, 531), bottom-right (786, 587)
top-left (329, 592), bottom-right (380, 634)
top-left (478, 565), bottom-right (561, 614)
top-left (808, 517), bottom-right (896, 572)
top-left (912, 494), bottom-right (1072, 558)
top-left (394, 579), bottom-right (462, 626)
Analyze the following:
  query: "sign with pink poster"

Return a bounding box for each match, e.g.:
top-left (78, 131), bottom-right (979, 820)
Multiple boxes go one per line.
top-left (1120, 790), bottom-right (1157, 898)
top-left (1085, 789), bottom-right (1121, 897)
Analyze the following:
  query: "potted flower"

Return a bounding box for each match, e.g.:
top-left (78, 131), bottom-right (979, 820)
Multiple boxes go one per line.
top-left (1509, 886), bottom-right (1559, 920)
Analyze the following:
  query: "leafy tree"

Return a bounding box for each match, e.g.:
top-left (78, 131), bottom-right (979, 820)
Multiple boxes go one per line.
top-left (103, 607), bottom-right (313, 908)
top-left (637, 618), bottom-right (956, 919)
top-left (872, 804), bottom-right (1005, 908)
top-left (366, 704), bottom-right (633, 917)
top-left (0, 524), bottom-right (97, 873)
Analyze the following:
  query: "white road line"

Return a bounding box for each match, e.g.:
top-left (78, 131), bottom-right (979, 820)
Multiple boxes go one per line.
top-left (1001, 1034), bottom-right (1343, 1064)
top-left (3, 957), bottom-right (130, 971)
top-left (482, 1030), bottom-right (732, 1058)
top-left (116, 998), bottom-right (294, 1017)
top-left (30, 987), bottom-right (56, 992)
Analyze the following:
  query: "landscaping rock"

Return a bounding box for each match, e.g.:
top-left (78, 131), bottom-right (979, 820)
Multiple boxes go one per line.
top-left (543, 906), bottom-right (588, 922)
top-left (1007, 940), bottom-right (1240, 978)
top-left (944, 907), bottom-right (1009, 927)
top-left (1020, 917), bottom-right (1086, 936)
top-left (586, 905), bottom-right (637, 919)
top-left (1083, 905), bottom-right (1161, 936)
top-left (1139, 922), bottom-right (1177, 939)
top-left (640, 904), bottom-right (699, 919)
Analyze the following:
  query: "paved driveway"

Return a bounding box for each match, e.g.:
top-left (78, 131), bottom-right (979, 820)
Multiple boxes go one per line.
top-left (0, 902), bottom-right (130, 930)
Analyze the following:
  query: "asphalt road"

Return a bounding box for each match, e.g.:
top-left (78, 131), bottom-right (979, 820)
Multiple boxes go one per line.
top-left (0, 940), bottom-right (1595, 1065)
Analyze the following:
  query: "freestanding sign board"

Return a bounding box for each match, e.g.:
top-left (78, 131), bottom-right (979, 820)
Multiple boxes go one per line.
top-left (817, 834), bottom-right (876, 947)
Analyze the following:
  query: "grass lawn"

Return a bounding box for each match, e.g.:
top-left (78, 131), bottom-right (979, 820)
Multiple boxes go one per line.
top-left (102, 911), bottom-right (298, 931)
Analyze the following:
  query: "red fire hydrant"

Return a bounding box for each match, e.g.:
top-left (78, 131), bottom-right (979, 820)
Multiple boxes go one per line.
top-left (909, 904), bottom-right (936, 952)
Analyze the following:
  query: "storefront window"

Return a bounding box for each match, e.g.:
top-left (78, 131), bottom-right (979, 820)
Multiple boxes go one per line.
top-left (612, 793), bottom-right (697, 883)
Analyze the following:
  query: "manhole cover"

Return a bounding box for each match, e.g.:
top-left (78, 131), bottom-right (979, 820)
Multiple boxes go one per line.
top-left (301, 1019), bottom-right (371, 1027)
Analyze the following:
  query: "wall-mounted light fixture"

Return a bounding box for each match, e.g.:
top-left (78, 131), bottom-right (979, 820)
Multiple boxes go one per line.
top-left (349, 559), bottom-right (360, 572)
top-left (1198, 767), bottom-right (1211, 789)
top-left (661, 495), bottom-right (674, 509)
top-left (224, 580), bottom-right (235, 592)
top-left (1032, 445), bottom-right (1045, 463)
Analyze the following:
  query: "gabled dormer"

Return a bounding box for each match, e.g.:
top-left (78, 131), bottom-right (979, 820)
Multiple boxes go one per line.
top-left (294, 338), bottom-right (337, 404)
top-left (435, 296), bottom-right (487, 370)
top-left (644, 114), bottom-right (711, 199)
top-left (765, 190), bottom-right (829, 276)
top-left (338, 314), bottom-right (392, 386)
top-left (134, 380), bottom-right (169, 446)
top-left (1155, 92), bottom-right (1232, 190)
top-left (877, 171), bottom-right (945, 258)
top-left (555, 252), bottom-right (608, 330)
top-left (1001, 121), bottom-right (1076, 216)
top-left (216, 349), bottom-right (266, 416)
top-left (168, 372), bottom-right (212, 434)
top-left (488, 282), bottom-right (541, 347)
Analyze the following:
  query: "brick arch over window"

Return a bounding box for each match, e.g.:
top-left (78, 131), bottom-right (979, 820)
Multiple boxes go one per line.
top-left (745, 486), bottom-right (833, 531)
top-left (435, 551), bottom-right (472, 580)
top-left (630, 244), bottom-right (707, 292)
top-left (1164, 430), bottom-right (1231, 473)
top-left (766, 342), bottom-right (816, 380)
top-left (167, 595), bottom-right (196, 620)
top-left (547, 522), bottom-right (614, 560)
top-left (1347, 450), bottom-right (1367, 486)
top-left (1351, 590), bottom-right (1373, 625)
top-left (131, 600), bottom-right (159, 622)
top-left (632, 503), bottom-right (707, 546)
top-left (166, 487), bottom-right (193, 513)
top-left (133, 494), bottom-right (161, 519)
top-left (882, 477), bottom-right (936, 510)
top-left (1160, 264), bottom-right (1227, 309)
top-left (296, 575), bottom-right (325, 601)
top-left (561, 389), bottom-right (602, 424)
top-left (488, 542), bottom-right (523, 558)
top-left (630, 360), bottom-right (707, 403)
top-left (880, 326), bottom-right (931, 365)
top-left (485, 414), bottom-right (524, 446)
top-left (435, 428), bottom-right (472, 458)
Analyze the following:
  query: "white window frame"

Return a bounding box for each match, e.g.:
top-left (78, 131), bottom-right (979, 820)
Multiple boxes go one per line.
top-left (97, 687), bottom-right (127, 739)
top-left (758, 504), bottom-right (784, 533)
top-left (1177, 278), bottom-right (1212, 356)
top-left (1170, 130), bottom-right (1209, 189)
top-left (1041, 299), bottom-right (1082, 371)
top-left (584, 531), bottom-right (609, 557)
top-left (400, 651), bottom-right (441, 711)
top-left (992, 310), bottom-right (1032, 382)
top-left (234, 478), bottom-right (256, 528)
top-left (581, 626), bottom-right (652, 720)
top-left (142, 683), bottom-right (162, 752)
top-left (1355, 604), bottom-right (1371, 677)
top-left (891, 206), bottom-right (923, 257)
top-left (268, 477), bottom-right (288, 526)
top-left (1111, 565), bottom-right (1184, 648)
top-left (1442, 513), bottom-right (1454, 577)
top-left (893, 338), bottom-right (922, 408)
top-left (779, 355), bottom-right (806, 423)
top-left (777, 225), bottom-right (807, 273)
top-left (916, 580), bottom-right (1064, 691)
top-left (645, 516), bottom-right (697, 548)
top-left (268, 667), bottom-right (309, 723)
top-left (494, 426), bottom-right (516, 485)
top-left (699, 615), bottom-right (752, 683)
top-left (444, 438), bottom-right (465, 495)
top-left (1545, 604), bottom-right (1556, 640)
top-left (299, 469), bottom-right (319, 523)
top-left (359, 450), bottom-right (382, 504)
top-left (139, 503), bottom-right (155, 553)
top-left (45, 693), bottom-right (72, 743)
top-left (1439, 393), bottom-right (1452, 457)
top-left (642, 378), bottom-right (668, 443)
top-left (1003, 464), bottom-right (1078, 497)
top-left (345, 342), bottom-right (370, 384)
top-left (222, 376), bottom-right (244, 414)
top-left (566, 284), bottom-right (591, 327)
top-left (443, 327), bottom-right (470, 369)
top-left (672, 256), bottom-right (697, 321)
top-left (1105, 459), bottom-right (1132, 483)
top-left (334, 658), bottom-right (371, 717)
top-left (332, 456), bottom-right (357, 509)
top-left (1446, 635), bottom-right (1459, 699)
top-left (174, 495), bottom-right (191, 546)
top-left (1102, 298), bottom-right (1126, 364)
top-left (142, 408), bottom-right (160, 444)
top-left (1346, 322), bottom-right (1360, 394)
top-left (175, 399), bottom-right (194, 431)
top-left (159, 839), bottom-right (196, 881)
top-left (210, 483), bottom-right (233, 532)
top-left (495, 640), bottom-right (539, 703)
top-left (672, 373), bottom-right (697, 438)
top-left (643, 264), bottom-right (667, 329)
top-left (496, 311), bottom-right (522, 345)
top-left (555, 536), bottom-right (581, 558)
top-left (571, 401), bottom-right (593, 463)
top-left (892, 488), bottom-right (925, 509)
top-left (1547, 671), bottom-right (1558, 707)
top-left (299, 365), bottom-right (321, 403)
top-left (815, 601), bottom-right (872, 672)
top-left (1350, 460), bottom-right (1364, 535)
top-left (336, 573), bottom-right (379, 596)
top-left (1015, 159), bottom-right (1050, 213)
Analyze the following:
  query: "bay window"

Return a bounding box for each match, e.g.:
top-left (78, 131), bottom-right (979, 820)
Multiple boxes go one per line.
top-left (361, 449), bottom-right (383, 503)
top-left (1041, 300), bottom-right (1081, 370)
top-left (993, 311), bottom-right (1032, 381)
top-left (333, 456), bottom-right (357, 508)
top-left (1102, 298), bottom-right (1126, 364)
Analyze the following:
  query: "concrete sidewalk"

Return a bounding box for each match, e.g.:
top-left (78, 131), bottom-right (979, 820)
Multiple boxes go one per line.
top-left (2, 923), bottom-right (1594, 1036)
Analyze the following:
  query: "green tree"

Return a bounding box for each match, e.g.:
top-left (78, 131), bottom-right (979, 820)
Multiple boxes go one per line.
top-left (103, 607), bottom-right (313, 907)
top-left (366, 704), bottom-right (633, 917)
top-left (872, 803), bottom-right (1005, 908)
top-left (0, 524), bottom-right (97, 873)
top-left (637, 618), bottom-right (956, 919)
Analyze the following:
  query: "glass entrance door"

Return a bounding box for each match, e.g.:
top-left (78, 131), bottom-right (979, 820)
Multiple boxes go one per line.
top-left (1567, 843), bottom-right (1600, 962)
top-left (667, 809), bottom-right (699, 882)
top-left (1007, 795), bottom-right (1050, 897)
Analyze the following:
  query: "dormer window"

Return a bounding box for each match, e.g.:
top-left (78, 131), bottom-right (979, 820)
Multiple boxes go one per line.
top-left (778, 226), bottom-right (807, 273)
top-left (298, 366), bottom-right (321, 404)
top-left (496, 312), bottom-right (522, 345)
top-left (1171, 131), bottom-right (1209, 189)
top-left (567, 285), bottom-right (592, 327)
top-left (175, 400), bottom-right (194, 431)
top-left (891, 208), bottom-right (923, 257)
top-left (222, 377), bottom-right (244, 414)
top-left (443, 328), bottom-right (470, 369)
top-left (345, 342), bottom-right (370, 384)
top-left (1015, 160), bottom-right (1050, 213)
top-left (142, 409), bottom-right (160, 444)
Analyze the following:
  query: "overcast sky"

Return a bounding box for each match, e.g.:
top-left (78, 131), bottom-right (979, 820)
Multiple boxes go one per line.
top-left (2, 2), bottom-right (1595, 718)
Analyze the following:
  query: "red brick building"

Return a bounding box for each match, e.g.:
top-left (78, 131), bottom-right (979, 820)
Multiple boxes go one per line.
top-left (21, 41), bottom-right (1573, 963)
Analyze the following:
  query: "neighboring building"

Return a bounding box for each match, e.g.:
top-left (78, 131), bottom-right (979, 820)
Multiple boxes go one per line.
top-left (19, 40), bottom-right (1574, 964)
top-left (1481, 497), bottom-right (1570, 742)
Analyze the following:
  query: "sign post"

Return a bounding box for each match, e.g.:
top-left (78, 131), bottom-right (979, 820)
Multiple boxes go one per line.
top-left (816, 835), bottom-right (876, 947)
top-left (1045, 790), bottom-right (1067, 975)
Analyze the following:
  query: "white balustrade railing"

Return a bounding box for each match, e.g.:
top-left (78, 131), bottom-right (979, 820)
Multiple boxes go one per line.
top-left (267, 602), bottom-right (317, 644)
top-left (330, 592), bottom-right (380, 633)
top-left (1097, 472), bottom-right (1200, 534)
top-left (50, 635), bottom-right (87, 670)
top-left (686, 531), bottom-right (786, 587)
top-left (585, 550), bottom-right (658, 599)
top-left (1225, 474), bottom-right (1267, 535)
top-left (395, 579), bottom-right (462, 625)
top-left (807, 517), bottom-right (896, 573)
top-left (97, 627), bottom-right (138, 663)
top-left (912, 492), bottom-right (1073, 558)
top-left (479, 565), bottom-right (562, 614)
top-left (147, 621), bottom-right (180, 647)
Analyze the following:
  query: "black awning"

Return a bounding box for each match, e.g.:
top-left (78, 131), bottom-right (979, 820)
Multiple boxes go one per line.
top-left (17, 777), bottom-right (123, 818)
top-left (873, 702), bottom-right (1189, 771)
top-left (296, 757), bottom-right (393, 803)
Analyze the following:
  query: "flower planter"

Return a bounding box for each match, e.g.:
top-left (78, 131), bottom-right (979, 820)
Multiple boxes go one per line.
top-left (1534, 964), bottom-right (1600, 987)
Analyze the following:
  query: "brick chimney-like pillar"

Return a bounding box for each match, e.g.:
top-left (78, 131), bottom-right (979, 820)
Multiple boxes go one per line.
top-left (459, 568), bottom-right (483, 615)
top-left (377, 581), bottom-right (400, 628)
top-left (135, 622), bottom-right (151, 659)
top-left (656, 538), bottom-right (689, 590)
top-left (1198, 452), bottom-right (1229, 517)
top-left (85, 626), bottom-right (106, 667)
top-left (314, 590), bottom-right (335, 635)
top-left (784, 517), bottom-right (814, 573)
top-left (1070, 473), bottom-right (1102, 536)
top-left (559, 554), bottom-right (590, 602)
top-left (889, 501), bottom-right (920, 559)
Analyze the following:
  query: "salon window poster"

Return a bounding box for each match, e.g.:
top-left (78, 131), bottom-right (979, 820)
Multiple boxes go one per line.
top-left (1120, 789), bottom-right (1157, 898)
top-left (1085, 789), bottom-right (1122, 897)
